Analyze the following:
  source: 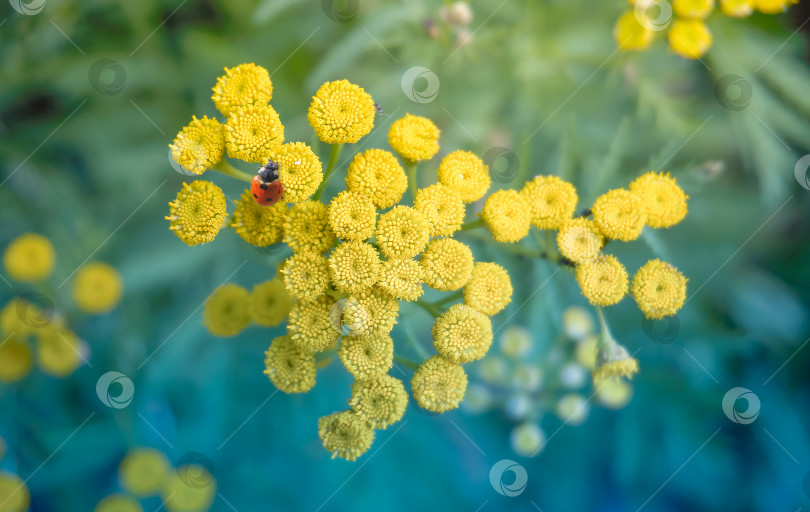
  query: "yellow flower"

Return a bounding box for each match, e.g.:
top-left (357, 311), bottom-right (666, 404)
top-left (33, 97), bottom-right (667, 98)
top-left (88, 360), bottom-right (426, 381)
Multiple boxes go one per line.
top-left (0, 297), bottom-right (50, 337)
top-left (519, 175), bottom-right (578, 229)
top-left (95, 494), bottom-right (144, 512)
top-left (328, 191), bottom-right (376, 241)
top-left (631, 259), bottom-right (688, 319)
top-left (249, 279), bottom-right (294, 327)
top-left (349, 375), bottom-right (408, 429)
top-left (338, 333), bottom-right (394, 379)
top-left (166, 181), bottom-right (228, 246)
top-left (211, 63), bottom-right (273, 117)
top-left (308, 80), bottom-right (375, 144)
top-left (614, 10), bottom-right (654, 50)
top-left (378, 259), bottom-right (423, 301)
top-left (375, 206), bottom-right (430, 259)
top-left (420, 238), bottom-right (474, 291)
top-left (432, 304), bottom-right (493, 363)
top-left (673, 0), bottom-right (715, 18)
top-left (593, 342), bottom-right (639, 385)
top-left (668, 19), bottom-right (713, 59)
top-left (387, 114), bottom-right (440, 162)
top-left (576, 255), bottom-right (629, 306)
top-left (596, 378), bottom-right (633, 409)
top-left (344, 287), bottom-right (400, 339)
top-left (231, 189), bottom-right (287, 247)
top-left (202, 283), bottom-right (251, 337)
top-left (437, 150), bottom-right (491, 203)
top-left (224, 104), bottom-right (285, 163)
top-left (345, 149), bottom-right (407, 209)
top-left (720, 0), bottom-right (754, 16)
top-left (3, 233), bottom-right (55, 282)
top-left (264, 335), bottom-right (317, 393)
top-left (36, 325), bottom-right (82, 377)
top-left (753, 0), bottom-right (797, 13)
top-left (72, 262), bottom-right (123, 314)
top-left (411, 355), bottom-right (468, 413)
top-left (629, 171), bottom-right (689, 229)
top-left (119, 448), bottom-right (170, 496)
top-left (265, 142), bottom-right (323, 203)
top-left (282, 252), bottom-right (331, 301)
top-left (413, 183), bottom-right (466, 237)
top-left (161, 465), bottom-right (216, 512)
top-left (0, 336), bottom-right (32, 383)
top-left (283, 200), bottom-right (336, 253)
top-left (169, 116), bottom-right (225, 175)
top-left (318, 411), bottom-right (375, 461)
top-left (556, 218), bottom-right (604, 264)
top-left (0, 472), bottom-right (29, 512)
top-left (328, 241), bottom-right (382, 295)
top-left (481, 189), bottom-right (532, 243)
top-left (463, 262), bottom-right (513, 316)
top-left (287, 295), bottom-right (339, 352)
top-left (576, 335), bottom-right (598, 369)
top-left (592, 188), bottom-right (646, 241)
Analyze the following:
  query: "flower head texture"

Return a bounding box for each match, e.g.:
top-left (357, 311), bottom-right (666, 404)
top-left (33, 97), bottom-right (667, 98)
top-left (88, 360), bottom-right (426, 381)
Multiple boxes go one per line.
top-left (378, 259), bottom-right (424, 301)
top-left (721, 0), bottom-right (754, 16)
top-left (593, 342), bottom-right (639, 385)
top-left (576, 255), bottom-right (629, 306)
top-left (668, 19), bottom-right (713, 59)
top-left (592, 188), bottom-right (646, 241)
top-left (202, 283), bottom-right (251, 337)
top-left (3, 233), bottom-right (55, 282)
top-left (287, 295), bottom-right (339, 352)
top-left (318, 411), bottom-right (375, 461)
top-left (437, 150), bottom-right (491, 203)
top-left (328, 191), bottom-right (377, 240)
top-left (557, 218), bottom-right (604, 264)
top-left (345, 149), bottom-right (407, 209)
top-left (225, 104), bottom-right (285, 163)
top-left (629, 171), bottom-right (689, 228)
top-left (673, 0), bottom-right (715, 18)
top-left (614, 10), bottom-right (654, 50)
top-left (328, 240), bottom-right (382, 294)
top-left (432, 304), bottom-right (493, 363)
top-left (72, 262), bottom-right (123, 314)
top-left (36, 325), bottom-right (81, 377)
top-left (283, 200), bottom-right (336, 253)
top-left (349, 375), bottom-right (408, 429)
top-left (519, 175), bottom-right (579, 229)
top-left (166, 181), bottom-right (228, 246)
top-left (481, 189), bottom-right (532, 242)
top-left (96, 494), bottom-right (143, 512)
top-left (420, 238), bottom-right (474, 291)
top-left (387, 114), bottom-right (440, 162)
top-left (119, 448), bottom-right (170, 496)
top-left (414, 183), bottom-right (466, 236)
top-left (161, 465), bottom-right (216, 512)
top-left (344, 286), bottom-right (399, 339)
top-left (411, 355), bottom-right (468, 413)
top-left (0, 336), bottom-right (32, 383)
top-left (282, 252), bottom-right (331, 301)
top-left (338, 334), bottom-right (394, 379)
top-left (631, 259), bottom-right (688, 319)
top-left (169, 116), bottom-right (225, 175)
top-left (375, 206), bottom-right (430, 260)
top-left (463, 262), bottom-right (513, 316)
top-left (308, 80), bottom-right (376, 144)
top-left (231, 189), bottom-right (287, 246)
top-left (0, 473), bottom-right (29, 512)
top-left (264, 335), bottom-right (317, 393)
top-left (265, 142), bottom-right (323, 203)
top-left (249, 279), bottom-right (294, 327)
top-left (211, 63), bottom-right (273, 116)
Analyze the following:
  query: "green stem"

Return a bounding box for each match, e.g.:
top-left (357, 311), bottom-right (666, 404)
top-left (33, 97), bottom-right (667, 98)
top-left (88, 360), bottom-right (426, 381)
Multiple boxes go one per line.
top-left (213, 161), bottom-right (253, 182)
top-left (595, 306), bottom-right (616, 351)
top-left (313, 143), bottom-right (343, 201)
top-left (460, 218), bottom-right (485, 231)
top-left (415, 299), bottom-right (441, 318)
top-left (405, 161), bottom-right (419, 203)
top-left (394, 354), bottom-right (419, 371)
top-left (432, 290), bottom-right (463, 307)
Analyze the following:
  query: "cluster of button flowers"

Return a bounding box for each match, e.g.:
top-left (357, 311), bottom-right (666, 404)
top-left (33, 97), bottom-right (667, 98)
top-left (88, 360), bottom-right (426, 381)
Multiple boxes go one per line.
top-left (0, 233), bottom-right (123, 383)
top-left (615, 0), bottom-right (798, 59)
top-left (166, 63), bottom-right (688, 460)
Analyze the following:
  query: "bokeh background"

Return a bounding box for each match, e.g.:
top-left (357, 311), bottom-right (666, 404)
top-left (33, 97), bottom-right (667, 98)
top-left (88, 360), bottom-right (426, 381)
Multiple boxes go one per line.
top-left (2, 0), bottom-right (810, 510)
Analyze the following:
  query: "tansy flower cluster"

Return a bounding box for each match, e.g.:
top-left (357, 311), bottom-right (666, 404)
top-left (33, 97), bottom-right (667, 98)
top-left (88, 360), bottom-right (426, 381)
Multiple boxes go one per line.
top-left (0, 234), bottom-right (123, 383)
top-left (615, 0), bottom-right (798, 59)
top-left (94, 447), bottom-right (216, 512)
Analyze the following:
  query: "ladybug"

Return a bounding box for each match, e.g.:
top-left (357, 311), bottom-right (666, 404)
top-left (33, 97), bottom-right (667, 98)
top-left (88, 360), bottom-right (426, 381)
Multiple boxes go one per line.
top-left (251, 160), bottom-right (283, 206)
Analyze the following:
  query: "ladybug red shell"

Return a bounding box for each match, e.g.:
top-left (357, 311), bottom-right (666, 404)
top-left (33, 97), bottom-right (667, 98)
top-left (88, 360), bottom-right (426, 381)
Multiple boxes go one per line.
top-left (251, 160), bottom-right (284, 206)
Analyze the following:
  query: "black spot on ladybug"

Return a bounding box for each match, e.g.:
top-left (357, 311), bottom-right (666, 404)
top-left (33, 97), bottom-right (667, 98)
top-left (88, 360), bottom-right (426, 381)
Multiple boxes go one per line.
top-left (253, 193), bottom-right (258, 198)
top-left (260, 182), bottom-right (268, 190)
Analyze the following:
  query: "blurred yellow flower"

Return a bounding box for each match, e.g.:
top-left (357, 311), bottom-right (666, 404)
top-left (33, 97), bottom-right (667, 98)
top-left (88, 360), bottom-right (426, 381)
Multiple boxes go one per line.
top-left (318, 410), bottom-right (375, 461)
top-left (349, 375), bottom-right (408, 429)
top-left (420, 238), bottom-right (474, 291)
top-left (481, 189), bottom-right (532, 243)
top-left (249, 279), bottom-right (293, 327)
top-left (338, 333), bottom-right (394, 379)
top-left (0, 297), bottom-right (48, 337)
top-left (414, 183), bottom-right (466, 237)
top-left (166, 181), bottom-right (228, 246)
top-left (3, 233), bottom-right (55, 283)
top-left (614, 10), bottom-right (654, 50)
top-left (720, 0), bottom-right (754, 16)
top-left (225, 104), bottom-right (284, 163)
top-left (668, 19), bottom-right (713, 59)
top-left (95, 494), bottom-right (144, 512)
top-left (375, 206), bottom-right (430, 260)
top-left (231, 189), bottom-right (286, 247)
top-left (557, 218), bottom-right (604, 264)
top-left (211, 63), bottom-right (273, 116)
top-left (592, 188), bottom-right (646, 241)
top-left (463, 262), bottom-right (513, 316)
top-left (36, 325), bottom-right (81, 377)
top-left (387, 114), bottom-right (440, 162)
top-left (265, 142), bottom-right (324, 203)
top-left (202, 283), bottom-right (251, 337)
top-left (328, 191), bottom-right (377, 241)
top-left (0, 336), bottom-right (32, 383)
top-left (437, 150), bottom-right (491, 203)
top-left (411, 355), bottom-right (468, 412)
top-left (308, 80), bottom-right (375, 144)
top-left (283, 200), bottom-right (336, 253)
top-left (282, 252), bottom-right (331, 301)
top-left (162, 465), bottom-right (216, 512)
top-left (753, 0), bottom-right (797, 13)
top-left (432, 304), bottom-right (493, 363)
top-left (169, 116), bottom-right (225, 175)
top-left (119, 448), bottom-right (170, 496)
top-left (0, 472), bottom-right (30, 512)
top-left (576, 255), bottom-right (629, 306)
top-left (596, 378), bottom-right (634, 409)
top-left (519, 175), bottom-right (578, 230)
top-left (629, 171), bottom-right (689, 229)
top-left (72, 262), bottom-right (123, 314)
top-left (264, 335), bottom-right (317, 393)
top-left (673, 0), bottom-right (715, 19)
top-left (631, 259), bottom-right (688, 318)
top-left (345, 149), bottom-right (407, 209)
top-left (328, 241), bottom-right (382, 295)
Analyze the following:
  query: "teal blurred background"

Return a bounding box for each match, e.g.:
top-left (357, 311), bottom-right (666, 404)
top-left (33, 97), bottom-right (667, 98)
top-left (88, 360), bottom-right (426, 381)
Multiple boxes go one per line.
top-left (2, 0), bottom-right (810, 510)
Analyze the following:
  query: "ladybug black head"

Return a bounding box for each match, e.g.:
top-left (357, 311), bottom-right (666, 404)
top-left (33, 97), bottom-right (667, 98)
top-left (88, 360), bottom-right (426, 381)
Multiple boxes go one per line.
top-left (257, 160), bottom-right (280, 182)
